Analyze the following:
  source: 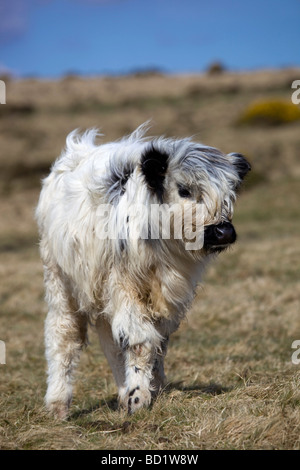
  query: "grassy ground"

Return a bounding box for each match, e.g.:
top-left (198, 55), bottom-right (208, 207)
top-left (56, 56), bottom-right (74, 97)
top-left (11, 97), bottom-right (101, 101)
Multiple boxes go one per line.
top-left (1, 68), bottom-right (300, 450)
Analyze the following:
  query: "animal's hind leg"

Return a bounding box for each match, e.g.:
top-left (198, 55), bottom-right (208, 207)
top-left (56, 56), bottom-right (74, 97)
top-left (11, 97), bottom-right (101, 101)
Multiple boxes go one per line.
top-left (151, 336), bottom-right (169, 394)
top-left (44, 266), bottom-right (88, 419)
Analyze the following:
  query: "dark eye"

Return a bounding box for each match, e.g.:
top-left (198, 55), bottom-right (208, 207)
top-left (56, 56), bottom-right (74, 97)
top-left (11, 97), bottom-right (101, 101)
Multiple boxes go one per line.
top-left (178, 186), bottom-right (191, 198)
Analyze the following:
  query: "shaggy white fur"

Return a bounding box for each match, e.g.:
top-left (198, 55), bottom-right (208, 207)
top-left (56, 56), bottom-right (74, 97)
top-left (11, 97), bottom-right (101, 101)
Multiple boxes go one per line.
top-left (36, 123), bottom-right (250, 418)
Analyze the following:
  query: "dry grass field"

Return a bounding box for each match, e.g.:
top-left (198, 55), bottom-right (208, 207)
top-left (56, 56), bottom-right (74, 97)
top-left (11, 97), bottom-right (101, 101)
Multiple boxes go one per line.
top-left (1, 67), bottom-right (300, 450)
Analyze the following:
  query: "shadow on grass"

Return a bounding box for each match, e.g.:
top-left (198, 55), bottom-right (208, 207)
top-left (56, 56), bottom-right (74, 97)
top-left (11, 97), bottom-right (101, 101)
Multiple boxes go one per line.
top-left (70, 381), bottom-right (231, 420)
top-left (164, 380), bottom-right (232, 396)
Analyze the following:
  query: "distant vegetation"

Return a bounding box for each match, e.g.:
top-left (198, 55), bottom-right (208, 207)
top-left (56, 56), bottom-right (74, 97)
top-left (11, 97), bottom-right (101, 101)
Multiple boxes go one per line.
top-left (237, 99), bottom-right (300, 126)
top-left (206, 61), bottom-right (226, 75)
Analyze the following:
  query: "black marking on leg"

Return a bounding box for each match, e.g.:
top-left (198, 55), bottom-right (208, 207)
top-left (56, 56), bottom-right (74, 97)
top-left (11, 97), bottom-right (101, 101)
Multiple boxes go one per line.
top-left (127, 386), bottom-right (142, 414)
top-left (161, 336), bottom-right (169, 353)
top-left (119, 333), bottom-right (129, 351)
top-left (152, 358), bottom-right (159, 372)
top-left (129, 386), bottom-right (140, 397)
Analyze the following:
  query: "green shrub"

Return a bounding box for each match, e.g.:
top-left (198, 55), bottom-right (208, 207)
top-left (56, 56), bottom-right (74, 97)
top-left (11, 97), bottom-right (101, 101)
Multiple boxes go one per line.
top-left (237, 99), bottom-right (300, 126)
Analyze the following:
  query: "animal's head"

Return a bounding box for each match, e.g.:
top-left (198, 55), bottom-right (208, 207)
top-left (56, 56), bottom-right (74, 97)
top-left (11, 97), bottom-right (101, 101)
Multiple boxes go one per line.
top-left (140, 137), bottom-right (251, 256)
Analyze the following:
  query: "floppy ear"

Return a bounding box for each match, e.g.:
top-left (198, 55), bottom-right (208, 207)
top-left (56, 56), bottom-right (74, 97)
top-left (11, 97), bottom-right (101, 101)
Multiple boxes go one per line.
top-left (141, 144), bottom-right (169, 199)
top-left (230, 153), bottom-right (251, 180)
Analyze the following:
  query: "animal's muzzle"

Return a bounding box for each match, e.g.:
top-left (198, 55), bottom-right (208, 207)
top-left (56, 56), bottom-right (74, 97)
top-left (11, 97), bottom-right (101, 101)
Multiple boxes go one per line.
top-left (204, 222), bottom-right (236, 249)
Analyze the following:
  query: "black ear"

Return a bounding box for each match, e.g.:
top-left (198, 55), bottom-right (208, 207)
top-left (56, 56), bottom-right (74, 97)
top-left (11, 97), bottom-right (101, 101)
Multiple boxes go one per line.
top-left (141, 144), bottom-right (169, 199)
top-left (230, 153), bottom-right (251, 180)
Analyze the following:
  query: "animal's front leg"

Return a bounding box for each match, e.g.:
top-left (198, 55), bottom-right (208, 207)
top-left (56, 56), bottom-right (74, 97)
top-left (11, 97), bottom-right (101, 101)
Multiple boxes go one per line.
top-left (110, 289), bottom-right (162, 414)
top-left (151, 336), bottom-right (169, 394)
top-left (122, 340), bottom-right (156, 414)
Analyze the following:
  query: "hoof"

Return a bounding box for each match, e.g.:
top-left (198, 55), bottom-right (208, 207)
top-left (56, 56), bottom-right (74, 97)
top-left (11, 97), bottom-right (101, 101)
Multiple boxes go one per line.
top-left (46, 401), bottom-right (69, 420)
top-left (121, 386), bottom-right (152, 414)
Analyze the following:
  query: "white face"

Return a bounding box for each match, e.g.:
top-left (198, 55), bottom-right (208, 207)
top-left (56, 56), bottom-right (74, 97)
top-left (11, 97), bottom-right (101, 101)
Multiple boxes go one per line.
top-left (153, 153), bottom-right (243, 254)
top-left (163, 170), bottom-right (235, 228)
top-left (125, 135), bottom-right (250, 255)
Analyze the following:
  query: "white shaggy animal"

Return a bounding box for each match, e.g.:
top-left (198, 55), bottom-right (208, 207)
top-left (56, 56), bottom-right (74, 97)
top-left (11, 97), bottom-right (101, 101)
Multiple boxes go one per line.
top-left (36, 123), bottom-right (250, 418)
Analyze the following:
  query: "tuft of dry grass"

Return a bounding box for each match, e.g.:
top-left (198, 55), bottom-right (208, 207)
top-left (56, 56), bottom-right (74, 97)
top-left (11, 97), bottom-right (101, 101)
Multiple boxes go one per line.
top-left (1, 68), bottom-right (300, 450)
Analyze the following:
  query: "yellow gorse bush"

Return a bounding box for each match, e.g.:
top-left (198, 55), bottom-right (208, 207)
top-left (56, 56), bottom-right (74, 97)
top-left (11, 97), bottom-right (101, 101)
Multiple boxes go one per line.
top-left (238, 99), bottom-right (300, 126)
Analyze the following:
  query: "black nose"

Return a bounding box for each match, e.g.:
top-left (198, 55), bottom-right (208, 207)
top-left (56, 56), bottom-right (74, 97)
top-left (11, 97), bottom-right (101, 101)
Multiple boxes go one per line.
top-left (204, 222), bottom-right (236, 249)
top-left (213, 222), bottom-right (236, 245)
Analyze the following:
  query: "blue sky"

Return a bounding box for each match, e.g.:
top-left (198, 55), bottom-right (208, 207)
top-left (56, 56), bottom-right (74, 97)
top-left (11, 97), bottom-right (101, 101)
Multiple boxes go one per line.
top-left (0, 0), bottom-right (299, 77)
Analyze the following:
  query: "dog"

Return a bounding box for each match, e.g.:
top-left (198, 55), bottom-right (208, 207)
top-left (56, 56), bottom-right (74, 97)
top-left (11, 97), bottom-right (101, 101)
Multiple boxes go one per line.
top-left (35, 123), bottom-right (250, 418)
